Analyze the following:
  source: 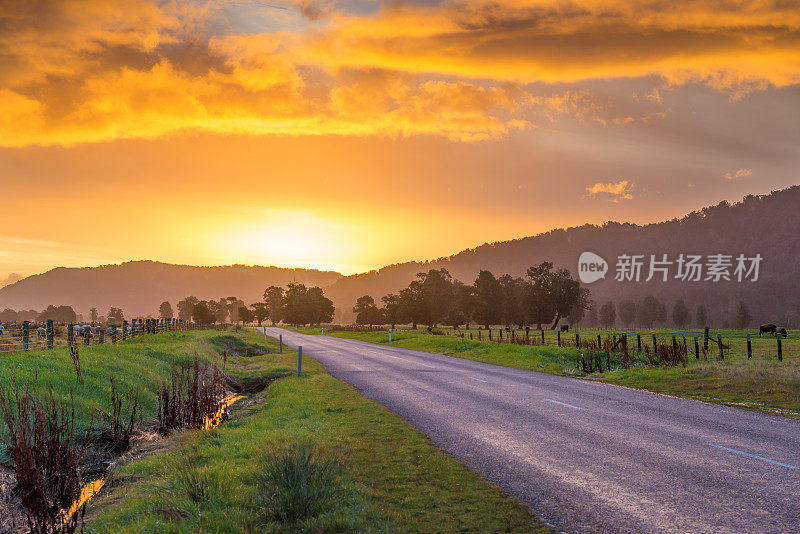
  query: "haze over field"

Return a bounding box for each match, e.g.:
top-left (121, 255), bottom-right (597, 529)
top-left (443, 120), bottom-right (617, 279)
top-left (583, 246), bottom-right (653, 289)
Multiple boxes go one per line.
top-left (2, 187), bottom-right (798, 326)
top-left (0, 0), bottom-right (799, 282)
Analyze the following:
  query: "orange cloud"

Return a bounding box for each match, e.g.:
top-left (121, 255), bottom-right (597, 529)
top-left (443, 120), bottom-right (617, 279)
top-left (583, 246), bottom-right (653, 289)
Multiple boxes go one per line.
top-left (297, 0), bottom-right (800, 92)
top-left (723, 168), bottom-right (752, 180)
top-left (0, 0), bottom-right (797, 146)
top-left (586, 180), bottom-right (634, 201)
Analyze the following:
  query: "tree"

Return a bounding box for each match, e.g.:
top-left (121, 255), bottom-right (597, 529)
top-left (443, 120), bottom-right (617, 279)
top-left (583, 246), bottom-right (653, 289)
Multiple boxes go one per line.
top-left (735, 301), bottom-right (752, 329)
top-left (672, 300), bottom-right (691, 328)
top-left (587, 304), bottom-right (598, 326)
top-left (498, 274), bottom-right (527, 328)
top-left (695, 305), bottom-right (709, 327)
top-left (566, 287), bottom-right (591, 327)
top-left (192, 301), bottom-right (215, 324)
top-left (353, 295), bottom-right (382, 327)
top-left (525, 262), bottom-right (582, 329)
top-left (451, 281), bottom-right (476, 329)
top-left (417, 269), bottom-right (455, 327)
top-left (159, 301), bottom-right (174, 320)
top-left (306, 286), bottom-right (335, 325)
top-left (38, 305), bottom-right (77, 323)
top-left (251, 302), bottom-right (269, 326)
top-left (380, 293), bottom-right (402, 329)
top-left (263, 286), bottom-right (285, 326)
top-left (473, 270), bottom-right (503, 328)
top-left (177, 296), bottom-right (199, 321)
top-left (283, 283), bottom-right (335, 326)
top-left (90, 308), bottom-right (98, 324)
top-left (398, 283), bottom-right (424, 329)
top-left (0, 309), bottom-right (18, 323)
top-left (637, 296), bottom-right (666, 328)
top-left (238, 306), bottom-right (255, 325)
top-left (618, 300), bottom-right (637, 327)
top-left (226, 297), bottom-right (245, 324)
top-left (107, 307), bottom-right (124, 323)
top-left (599, 301), bottom-right (616, 328)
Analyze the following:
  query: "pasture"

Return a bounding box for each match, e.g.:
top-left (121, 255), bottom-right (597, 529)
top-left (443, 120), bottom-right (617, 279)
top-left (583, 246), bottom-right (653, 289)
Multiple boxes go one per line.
top-left (293, 325), bottom-right (800, 416)
top-left (0, 328), bottom-right (541, 533)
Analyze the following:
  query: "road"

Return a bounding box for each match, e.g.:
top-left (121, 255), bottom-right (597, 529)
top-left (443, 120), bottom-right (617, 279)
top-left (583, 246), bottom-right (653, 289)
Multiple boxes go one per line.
top-left (260, 327), bottom-right (799, 533)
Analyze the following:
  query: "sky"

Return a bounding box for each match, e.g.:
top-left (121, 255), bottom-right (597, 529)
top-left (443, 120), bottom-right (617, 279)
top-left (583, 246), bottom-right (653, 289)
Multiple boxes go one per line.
top-left (0, 0), bottom-right (798, 279)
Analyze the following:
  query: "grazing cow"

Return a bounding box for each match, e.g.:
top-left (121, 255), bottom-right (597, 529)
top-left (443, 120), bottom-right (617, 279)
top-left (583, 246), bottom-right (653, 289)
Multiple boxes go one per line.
top-left (777, 327), bottom-right (788, 338)
top-left (759, 324), bottom-right (777, 337)
top-left (0, 325), bottom-right (4, 335)
top-left (560, 324), bottom-right (570, 332)
top-left (36, 327), bottom-right (46, 338)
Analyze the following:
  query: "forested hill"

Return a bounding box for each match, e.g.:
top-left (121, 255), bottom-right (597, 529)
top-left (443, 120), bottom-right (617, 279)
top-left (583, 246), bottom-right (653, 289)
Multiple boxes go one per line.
top-left (0, 261), bottom-right (342, 318)
top-left (326, 186), bottom-right (800, 326)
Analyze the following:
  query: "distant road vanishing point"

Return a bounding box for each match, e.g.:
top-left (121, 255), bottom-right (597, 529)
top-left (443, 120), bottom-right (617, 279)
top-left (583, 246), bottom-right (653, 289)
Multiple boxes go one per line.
top-left (261, 328), bottom-right (799, 533)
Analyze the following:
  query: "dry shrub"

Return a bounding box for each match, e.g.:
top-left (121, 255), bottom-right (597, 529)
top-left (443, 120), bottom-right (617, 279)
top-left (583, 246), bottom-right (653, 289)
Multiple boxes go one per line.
top-left (157, 356), bottom-right (226, 434)
top-left (0, 374), bottom-right (90, 533)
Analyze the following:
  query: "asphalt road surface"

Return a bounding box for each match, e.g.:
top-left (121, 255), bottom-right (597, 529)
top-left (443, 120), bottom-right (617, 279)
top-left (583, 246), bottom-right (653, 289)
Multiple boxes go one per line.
top-left (260, 327), bottom-right (799, 533)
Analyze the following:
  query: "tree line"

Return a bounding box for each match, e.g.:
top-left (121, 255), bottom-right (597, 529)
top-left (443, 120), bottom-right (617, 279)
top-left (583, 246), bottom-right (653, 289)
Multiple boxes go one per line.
top-left (593, 298), bottom-right (755, 329)
top-left (353, 263), bottom-right (589, 330)
top-left (171, 282), bottom-right (334, 326)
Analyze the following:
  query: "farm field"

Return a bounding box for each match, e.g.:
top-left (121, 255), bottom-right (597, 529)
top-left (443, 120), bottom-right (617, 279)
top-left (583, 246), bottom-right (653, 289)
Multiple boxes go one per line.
top-left (0, 329), bottom-right (542, 532)
top-left (291, 326), bottom-right (800, 416)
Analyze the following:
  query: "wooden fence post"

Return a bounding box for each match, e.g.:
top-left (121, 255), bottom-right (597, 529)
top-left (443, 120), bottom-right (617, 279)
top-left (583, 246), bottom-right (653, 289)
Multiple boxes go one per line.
top-left (777, 335), bottom-right (783, 362)
top-left (557, 330), bottom-right (561, 346)
top-left (637, 333), bottom-right (641, 352)
top-left (22, 321), bottom-right (29, 350)
top-left (622, 334), bottom-right (629, 368)
top-left (694, 337), bottom-right (700, 359)
top-left (652, 335), bottom-right (657, 352)
top-left (98, 328), bottom-right (104, 344)
top-left (598, 334), bottom-right (602, 348)
top-left (46, 319), bottom-right (54, 349)
top-left (704, 326), bottom-right (709, 351)
top-left (122, 320), bottom-right (128, 340)
top-left (111, 324), bottom-right (117, 343)
top-left (717, 334), bottom-right (723, 359)
top-left (84, 326), bottom-right (90, 345)
top-left (68, 323), bottom-right (74, 345)
top-left (541, 329), bottom-right (545, 344)
top-left (747, 333), bottom-right (752, 359)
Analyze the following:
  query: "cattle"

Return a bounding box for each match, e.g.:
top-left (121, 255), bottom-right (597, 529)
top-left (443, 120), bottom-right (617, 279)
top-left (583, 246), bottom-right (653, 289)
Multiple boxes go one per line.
top-left (560, 324), bottom-right (570, 332)
top-left (777, 327), bottom-right (788, 338)
top-left (759, 324), bottom-right (777, 337)
top-left (36, 327), bottom-right (46, 338)
top-left (0, 325), bottom-right (4, 335)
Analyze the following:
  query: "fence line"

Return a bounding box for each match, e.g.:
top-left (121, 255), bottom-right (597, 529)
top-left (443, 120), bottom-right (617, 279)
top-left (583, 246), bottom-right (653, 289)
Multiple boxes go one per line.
top-left (0, 318), bottom-right (206, 355)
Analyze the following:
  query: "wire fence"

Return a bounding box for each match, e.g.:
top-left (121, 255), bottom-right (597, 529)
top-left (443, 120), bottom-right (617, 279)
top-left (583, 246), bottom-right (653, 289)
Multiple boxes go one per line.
top-left (0, 318), bottom-right (210, 354)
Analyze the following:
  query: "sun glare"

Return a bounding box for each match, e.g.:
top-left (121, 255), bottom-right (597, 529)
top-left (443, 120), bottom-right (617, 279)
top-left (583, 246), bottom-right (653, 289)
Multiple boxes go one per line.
top-left (214, 210), bottom-right (369, 274)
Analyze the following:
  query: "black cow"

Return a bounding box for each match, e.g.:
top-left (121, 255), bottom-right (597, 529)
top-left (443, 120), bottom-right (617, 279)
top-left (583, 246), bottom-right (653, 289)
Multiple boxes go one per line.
top-left (777, 327), bottom-right (788, 338)
top-left (560, 324), bottom-right (570, 332)
top-left (759, 324), bottom-right (777, 337)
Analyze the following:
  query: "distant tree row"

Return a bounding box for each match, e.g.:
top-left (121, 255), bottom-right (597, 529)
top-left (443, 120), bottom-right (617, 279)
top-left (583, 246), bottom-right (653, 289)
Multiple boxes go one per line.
top-left (592, 298), bottom-right (755, 329)
top-left (353, 263), bottom-right (589, 330)
top-left (172, 282), bottom-right (335, 326)
top-left (0, 305), bottom-right (118, 324)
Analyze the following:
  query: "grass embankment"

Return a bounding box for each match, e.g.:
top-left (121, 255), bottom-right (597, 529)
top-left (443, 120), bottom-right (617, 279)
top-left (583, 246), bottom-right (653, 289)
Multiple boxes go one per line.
top-left (86, 329), bottom-right (542, 532)
top-left (293, 327), bottom-right (800, 416)
top-left (0, 330), bottom-right (247, 461)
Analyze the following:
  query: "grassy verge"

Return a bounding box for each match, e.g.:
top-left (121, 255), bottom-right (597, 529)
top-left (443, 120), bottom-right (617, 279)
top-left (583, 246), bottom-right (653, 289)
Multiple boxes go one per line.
top-left (0, 330), bottom-right (252, 460)
top-left (86, 329), bottom-right (543, 532)
top-left (290, 327), bottom-right (800, 416)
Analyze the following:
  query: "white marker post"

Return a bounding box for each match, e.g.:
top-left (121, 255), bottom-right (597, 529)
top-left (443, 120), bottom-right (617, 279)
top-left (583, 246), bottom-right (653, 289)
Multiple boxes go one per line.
top-left (389, 329), bottom-right (392, 342)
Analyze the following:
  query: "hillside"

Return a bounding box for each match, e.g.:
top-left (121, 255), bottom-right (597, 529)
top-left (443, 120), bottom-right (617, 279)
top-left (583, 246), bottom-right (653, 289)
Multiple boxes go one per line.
top-left (0, 261), bottom-right (342, 318)
top-left (325, 186), bottom-right (800, 326)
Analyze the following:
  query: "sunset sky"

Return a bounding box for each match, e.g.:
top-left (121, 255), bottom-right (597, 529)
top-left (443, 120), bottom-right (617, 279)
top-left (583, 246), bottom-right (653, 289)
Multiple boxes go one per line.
top-left (1, 0), bottom-right (798, 280)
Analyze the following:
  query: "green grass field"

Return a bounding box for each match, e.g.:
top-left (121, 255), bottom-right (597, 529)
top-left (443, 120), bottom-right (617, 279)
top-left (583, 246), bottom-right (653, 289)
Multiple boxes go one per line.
top-left (291, 326), bottom-right (800, 417)
top-left (1, 329), bottom-right (543, 532)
